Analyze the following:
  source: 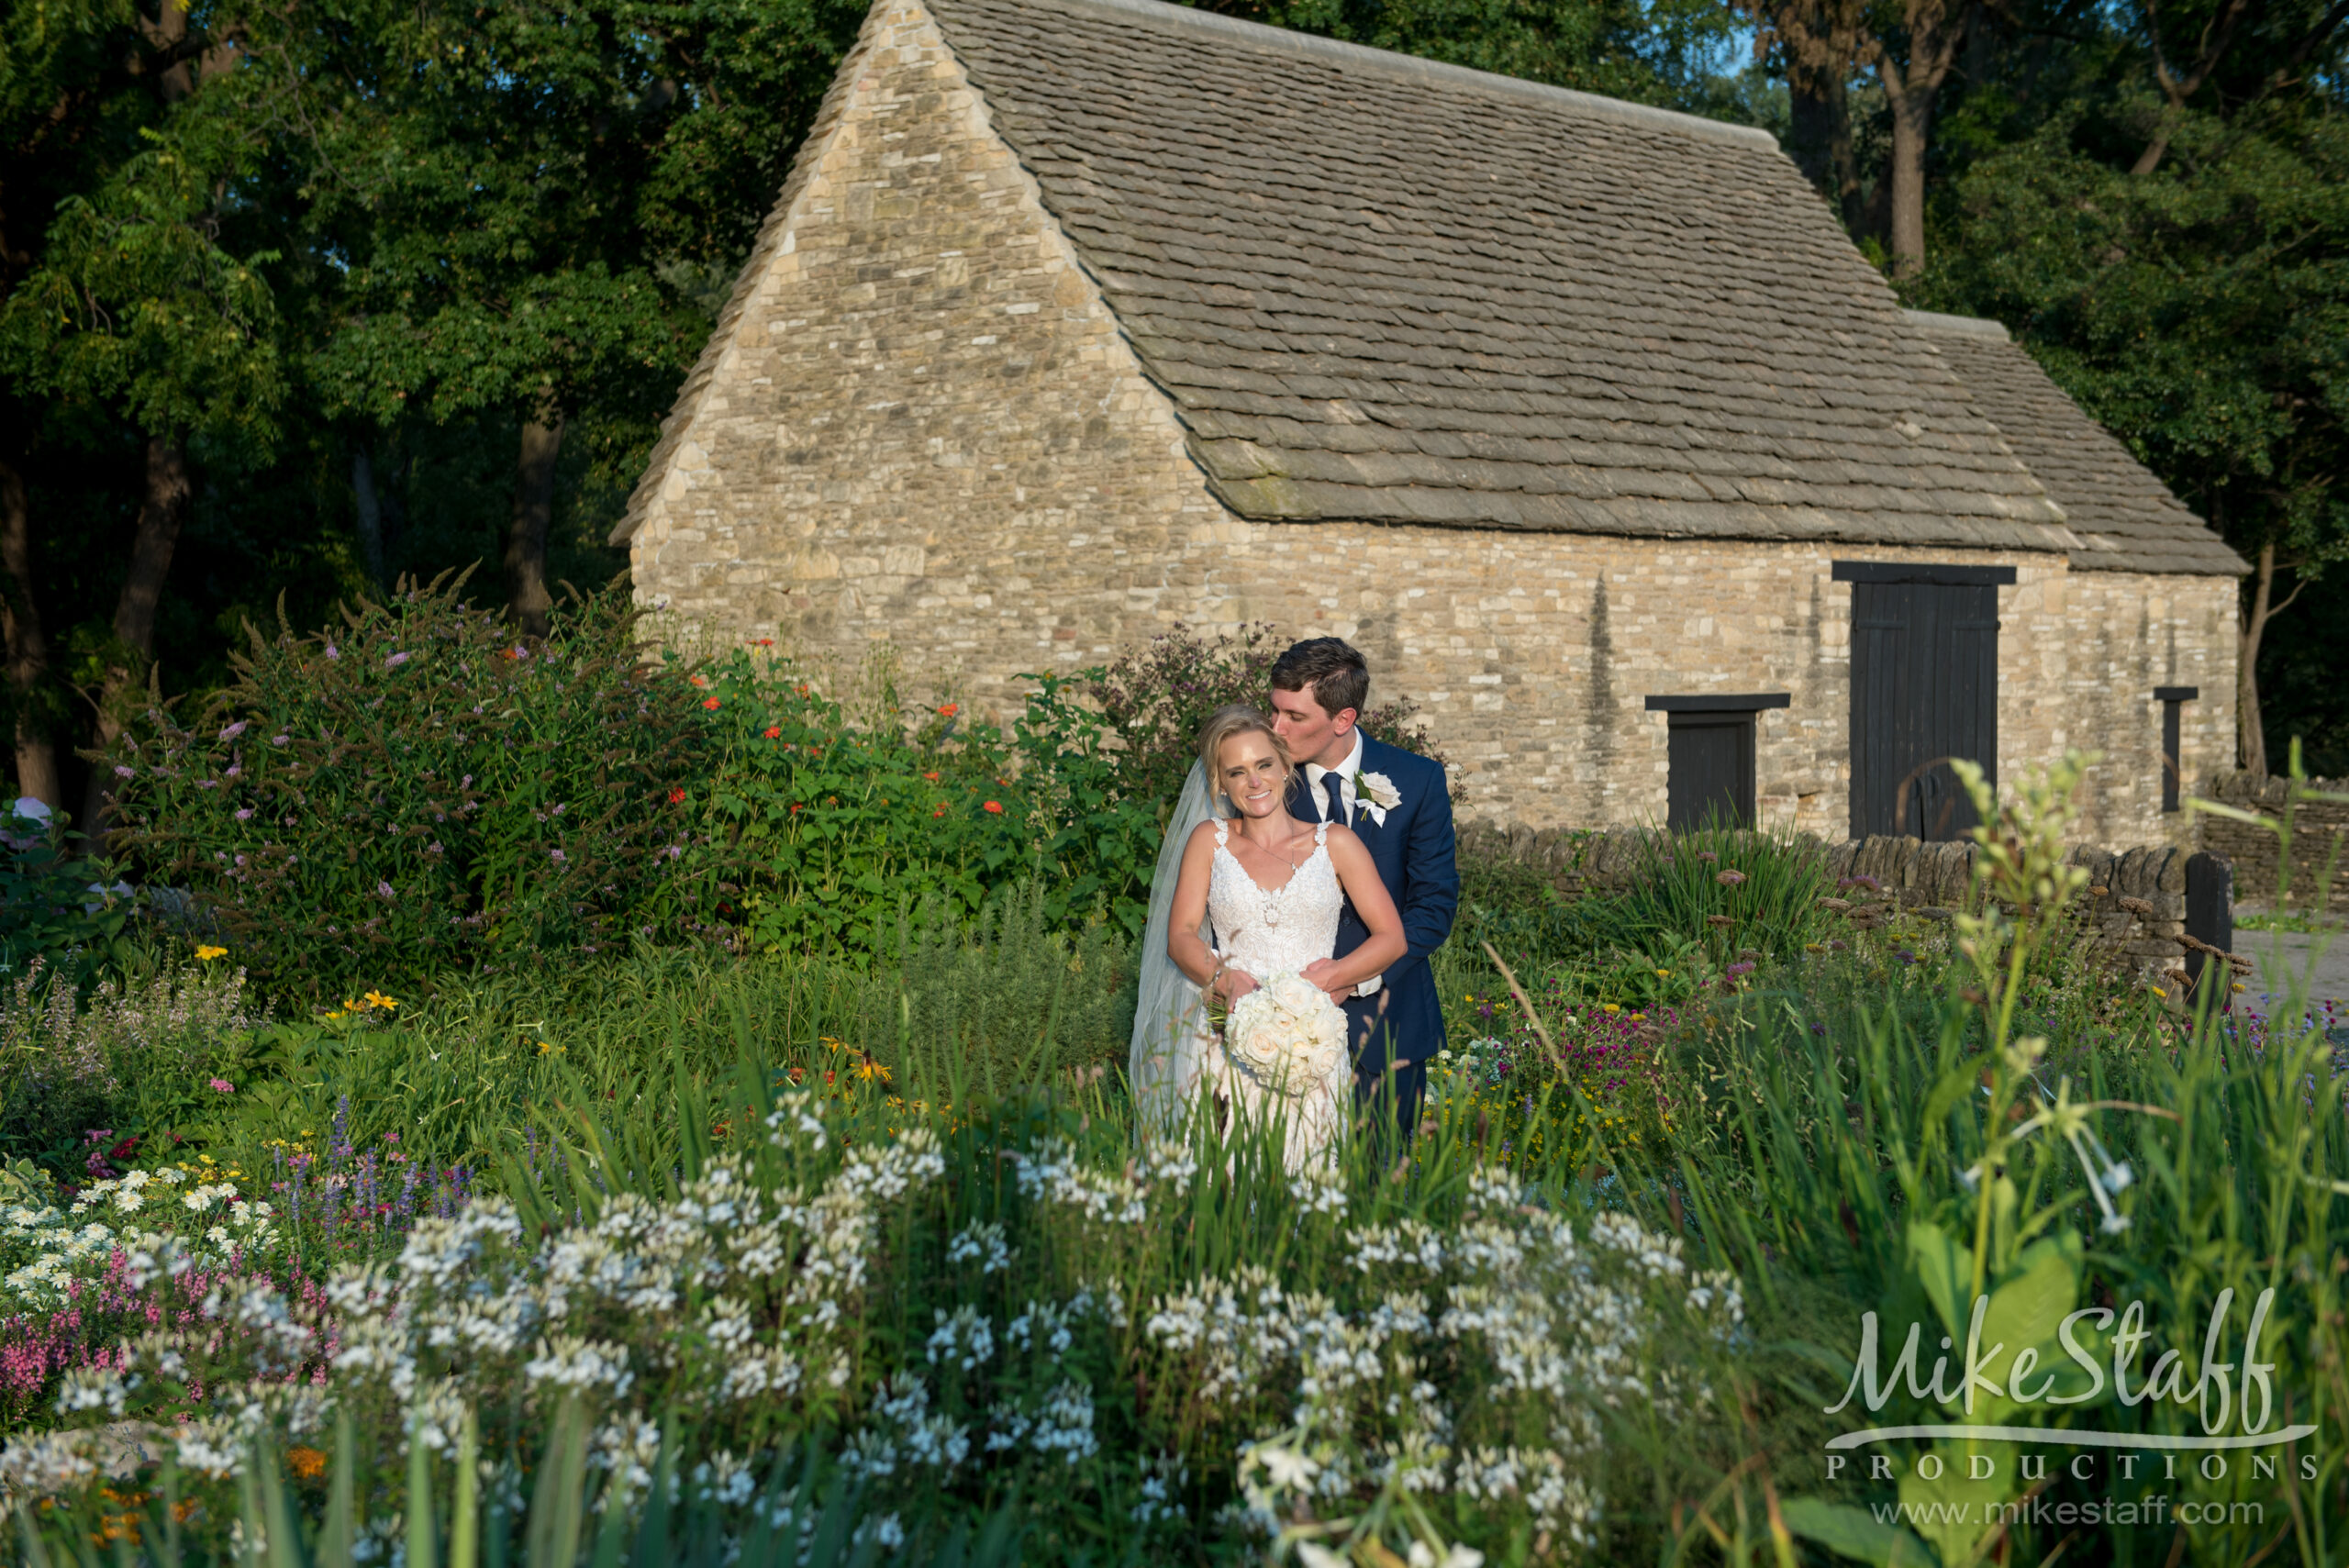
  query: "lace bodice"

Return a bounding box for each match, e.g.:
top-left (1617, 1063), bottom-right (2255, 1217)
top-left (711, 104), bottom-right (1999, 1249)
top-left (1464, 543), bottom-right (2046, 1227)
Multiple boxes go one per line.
top-left (1208, 819), bottom-right (1342, 984)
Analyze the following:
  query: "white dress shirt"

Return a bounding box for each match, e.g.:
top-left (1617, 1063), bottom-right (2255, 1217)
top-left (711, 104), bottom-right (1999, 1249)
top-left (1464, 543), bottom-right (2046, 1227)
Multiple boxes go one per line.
top-left (1304, 731), bottom-right (1365, 825)
top-left (1303, 731), bottom-right (1381, 996)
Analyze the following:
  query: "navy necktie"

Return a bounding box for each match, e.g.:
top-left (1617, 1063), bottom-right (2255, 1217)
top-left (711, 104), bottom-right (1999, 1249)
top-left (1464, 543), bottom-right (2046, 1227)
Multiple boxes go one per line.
top-left (1321, 771), bottom-right (1347, 826)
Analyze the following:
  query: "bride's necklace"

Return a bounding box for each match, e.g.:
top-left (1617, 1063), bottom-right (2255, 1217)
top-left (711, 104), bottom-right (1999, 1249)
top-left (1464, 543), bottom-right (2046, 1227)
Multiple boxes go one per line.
top-left (1238, 822), bottom-right (1313, 927)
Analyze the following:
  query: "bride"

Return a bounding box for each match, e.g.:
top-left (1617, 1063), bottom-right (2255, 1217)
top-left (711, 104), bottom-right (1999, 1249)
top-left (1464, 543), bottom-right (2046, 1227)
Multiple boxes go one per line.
top-left (1129, 705), bottom-right (1407, 1167)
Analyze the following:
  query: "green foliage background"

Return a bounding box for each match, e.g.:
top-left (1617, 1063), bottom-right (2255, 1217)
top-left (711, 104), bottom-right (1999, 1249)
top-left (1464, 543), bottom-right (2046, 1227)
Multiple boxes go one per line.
top-left (1, 0), bottom-right (2343, 806)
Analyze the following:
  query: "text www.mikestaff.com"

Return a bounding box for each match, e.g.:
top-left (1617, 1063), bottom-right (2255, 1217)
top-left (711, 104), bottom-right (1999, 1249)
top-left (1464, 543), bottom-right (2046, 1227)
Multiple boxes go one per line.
top-left (1870, 1498), bottom-right (2266, 1528)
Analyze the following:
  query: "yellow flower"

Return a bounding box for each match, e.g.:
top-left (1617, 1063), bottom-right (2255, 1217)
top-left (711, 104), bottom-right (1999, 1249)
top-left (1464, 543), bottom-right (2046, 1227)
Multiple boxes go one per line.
top-left (361, 990), bottom-right (398, 1011)
top-left (852, 1060), bottom-right (892, 1083)
top-left (2150, 986), bottom-right (2167, 999)
top-left (195, 945), bottom-right (228, 962)
top-left (1654, 969), bottom-right (1671, 979)
top-left (1601, 1003), bottom-right (1620, 1014)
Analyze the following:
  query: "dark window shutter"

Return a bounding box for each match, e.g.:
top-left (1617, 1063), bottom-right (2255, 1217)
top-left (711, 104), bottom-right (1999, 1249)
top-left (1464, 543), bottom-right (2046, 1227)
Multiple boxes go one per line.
top-left (1647, 695), bottom-right (1787, 832)
top-left (1665, 712), bottom-right (1753, 830)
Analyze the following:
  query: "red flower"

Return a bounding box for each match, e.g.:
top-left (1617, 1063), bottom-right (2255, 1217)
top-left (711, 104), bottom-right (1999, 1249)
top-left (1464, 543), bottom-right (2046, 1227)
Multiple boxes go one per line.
top-left (702, 696), bottom-right (721, 710)
top-left (938, 704), bottom-right (959, 718)
top-left (922, 771), bottom-right (941, 782)
top-left (763, 726), bottom-right (782, 740)
top-left (667, 787), bottom-right (686, 805)
top-left (790, 803), bottom-right (803, 814)
top-left (933, 806), bottom-right (947, 817)
top-left (983, 800), bottom-right (1003, 814)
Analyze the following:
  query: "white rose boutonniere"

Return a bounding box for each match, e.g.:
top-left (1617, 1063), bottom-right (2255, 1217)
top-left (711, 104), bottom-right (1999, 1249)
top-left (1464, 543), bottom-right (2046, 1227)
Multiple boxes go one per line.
top-left (1356, 770), bottom-right (1402, 826)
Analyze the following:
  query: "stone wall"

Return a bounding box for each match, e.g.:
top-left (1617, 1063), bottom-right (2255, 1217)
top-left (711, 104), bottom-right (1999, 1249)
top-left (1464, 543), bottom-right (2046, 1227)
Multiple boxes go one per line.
top-left (626, 0), bottom-right (2238, 849)
top-left (2199, 772), bottom-right (2349, 910)
top-left (1461, 822), bottom-right (2218, 984)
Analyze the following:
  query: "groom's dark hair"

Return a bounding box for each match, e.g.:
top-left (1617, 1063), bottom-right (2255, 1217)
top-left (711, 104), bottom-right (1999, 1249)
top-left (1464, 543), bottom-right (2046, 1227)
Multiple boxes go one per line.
top-left (1270, 638), bottom-right (1369, 720)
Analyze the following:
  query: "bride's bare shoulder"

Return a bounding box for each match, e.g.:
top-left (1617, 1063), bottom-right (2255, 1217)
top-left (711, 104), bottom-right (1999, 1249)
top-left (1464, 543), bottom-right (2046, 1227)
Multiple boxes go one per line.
top-left (1185, 818), bottom-right (1224, 851)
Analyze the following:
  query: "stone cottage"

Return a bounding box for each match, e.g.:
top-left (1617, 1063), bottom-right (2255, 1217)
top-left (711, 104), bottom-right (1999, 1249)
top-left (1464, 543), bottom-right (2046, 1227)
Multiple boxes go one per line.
top-left (618, 0), bottom-right (2246, 843)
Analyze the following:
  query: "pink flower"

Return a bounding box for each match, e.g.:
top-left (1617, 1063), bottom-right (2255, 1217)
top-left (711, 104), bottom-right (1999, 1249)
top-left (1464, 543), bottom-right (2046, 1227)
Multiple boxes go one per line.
top-left (209, 1078), bottom-right (235, 1094)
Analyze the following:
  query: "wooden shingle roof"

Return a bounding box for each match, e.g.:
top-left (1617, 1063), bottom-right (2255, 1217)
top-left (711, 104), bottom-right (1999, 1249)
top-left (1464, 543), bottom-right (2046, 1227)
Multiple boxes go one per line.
top-left (926, 0), bottom-right (2085, 552)
top-left (1904, 311), bottom-right (2246, 575)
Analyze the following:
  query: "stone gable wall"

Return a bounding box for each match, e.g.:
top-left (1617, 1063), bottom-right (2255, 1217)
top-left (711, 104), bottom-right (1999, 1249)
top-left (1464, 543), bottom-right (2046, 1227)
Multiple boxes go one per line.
top-left (626, 0), bottom-right (2238, 849)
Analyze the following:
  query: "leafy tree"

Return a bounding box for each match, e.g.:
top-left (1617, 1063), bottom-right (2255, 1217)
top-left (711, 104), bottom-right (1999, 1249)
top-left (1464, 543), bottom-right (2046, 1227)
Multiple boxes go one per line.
top-left (0, 0), bottom-right (282, 827)
top-left (1911, 0), bottom-right (2349, 773)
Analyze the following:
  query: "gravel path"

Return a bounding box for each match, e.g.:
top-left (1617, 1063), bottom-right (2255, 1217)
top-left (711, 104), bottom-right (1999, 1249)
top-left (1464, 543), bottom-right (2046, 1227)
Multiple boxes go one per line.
top-left (2233, 928), bottom-right (2349, 1021)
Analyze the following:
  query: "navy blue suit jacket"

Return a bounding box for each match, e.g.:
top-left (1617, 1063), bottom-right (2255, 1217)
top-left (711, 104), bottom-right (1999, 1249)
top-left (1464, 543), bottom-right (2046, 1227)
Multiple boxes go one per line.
top-left (1289, 735), bottom-right (1459, 1077)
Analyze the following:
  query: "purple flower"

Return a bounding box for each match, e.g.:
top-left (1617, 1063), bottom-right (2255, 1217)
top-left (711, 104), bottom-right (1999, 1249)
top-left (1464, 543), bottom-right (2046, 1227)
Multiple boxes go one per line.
top-left (377, 881), bottom-right (395, 900)
top-left (325, 643), bottom-right (340, 660)
top-left (112, 765), bottom-right (134, 779)
top-left (385, 651), bottom-right (410, 668)
top-left (218, 721), bottom-right (248, 741)
top-left (550, 849), bottom-right (567, 863)
top-left (1727, 962), bottom-right (1755, 977)
top-left (235, 808), bottom-right (254, 821)
top-left (272, 735), bottom-right (289, 746)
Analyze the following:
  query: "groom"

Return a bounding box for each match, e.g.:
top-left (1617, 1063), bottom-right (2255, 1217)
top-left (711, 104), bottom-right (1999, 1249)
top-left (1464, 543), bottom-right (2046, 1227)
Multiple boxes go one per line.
top-left (1271, 639), bottom-right (1458, 1140)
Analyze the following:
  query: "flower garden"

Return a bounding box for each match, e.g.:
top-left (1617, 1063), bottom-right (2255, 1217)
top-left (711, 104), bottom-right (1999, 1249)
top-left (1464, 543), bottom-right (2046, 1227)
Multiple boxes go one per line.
top-left (0, 584), bottom-right (2343, 1567)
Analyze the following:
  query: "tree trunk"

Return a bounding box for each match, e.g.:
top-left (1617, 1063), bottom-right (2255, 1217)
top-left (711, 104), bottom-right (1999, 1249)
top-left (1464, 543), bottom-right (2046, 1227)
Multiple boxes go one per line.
top-left (351, 441), bottom-right (387, 591)
top-left (0, 460), bottom-right (60, 807)
top-left (80, 433), bottom-right (189, 837)
top-left (1883, 83), bottom-right (1934, 278)
top-left (2237, 540), bottom-right (2275, 779)
top-left (1790, 72), bottom-right (1866, 232)
top-left (1874, 0), bottom-right (1973, 279)
top-left (506, 414), bottom-right (563, 639)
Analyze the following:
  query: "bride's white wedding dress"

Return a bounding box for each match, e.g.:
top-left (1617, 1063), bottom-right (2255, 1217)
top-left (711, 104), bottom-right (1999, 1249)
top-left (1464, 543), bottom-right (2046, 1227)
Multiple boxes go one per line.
top-left (1192, 819), bottom-right (1353, 1171)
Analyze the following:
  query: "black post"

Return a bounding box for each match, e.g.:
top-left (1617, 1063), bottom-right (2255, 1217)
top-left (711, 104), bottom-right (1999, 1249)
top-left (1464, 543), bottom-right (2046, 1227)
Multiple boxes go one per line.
top-left (2155, 686), bottom-right (2198, 814)
top-left (2185, 851), bottom-right (2233, 1013)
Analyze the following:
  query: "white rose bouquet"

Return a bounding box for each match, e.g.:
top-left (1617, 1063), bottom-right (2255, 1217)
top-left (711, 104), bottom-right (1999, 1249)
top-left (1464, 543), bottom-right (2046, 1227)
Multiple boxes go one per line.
top-left (1225, 972), bottom-right (1349, 1095)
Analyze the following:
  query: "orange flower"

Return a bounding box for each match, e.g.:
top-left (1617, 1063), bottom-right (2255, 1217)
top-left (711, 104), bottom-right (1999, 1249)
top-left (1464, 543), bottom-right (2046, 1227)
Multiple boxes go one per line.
top-left (923, 771), bottom-right (940, 782)
top-left (702, 696), bottom-right (720, 710)
top-left (285, 1447), bottom-right (328, 1480)
top-left (689, 674), bottom-right (708, 688)
top-left (933, 805), bottom-right (947, 817)
top-left (938, 704), bottom-right (959, 717)
top-left (763, 726), bottom-right (782, 740)
top-left (983, 800), bottom-right (1003, 814)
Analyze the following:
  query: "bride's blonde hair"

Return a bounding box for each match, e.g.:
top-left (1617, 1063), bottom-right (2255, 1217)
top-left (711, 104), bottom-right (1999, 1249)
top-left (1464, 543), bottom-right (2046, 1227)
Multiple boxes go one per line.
top-left (1197, 704), bottom-right (1293, 810)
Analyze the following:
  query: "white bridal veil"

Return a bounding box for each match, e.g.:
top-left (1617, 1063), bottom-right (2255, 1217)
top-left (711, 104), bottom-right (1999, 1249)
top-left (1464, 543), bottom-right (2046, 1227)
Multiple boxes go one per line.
top-left (1128, 762), bottom-right (1218, 1131)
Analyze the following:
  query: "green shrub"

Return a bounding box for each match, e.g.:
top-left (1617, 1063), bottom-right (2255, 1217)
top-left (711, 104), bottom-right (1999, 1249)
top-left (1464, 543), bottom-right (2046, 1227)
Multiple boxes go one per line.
top-left (691, 655), bottom-right (1163, 952)
top-left (102, 575), bottom-right (715, 995)
top-left (0, 802), bottom-right (138, 980)
top-left (1085, 621), bottom-right (1442, 807)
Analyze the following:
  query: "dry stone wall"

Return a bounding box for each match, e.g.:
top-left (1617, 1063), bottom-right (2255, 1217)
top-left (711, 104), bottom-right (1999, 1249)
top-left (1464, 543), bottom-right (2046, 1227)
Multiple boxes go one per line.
top-left (628, 0), bottom-right (2238, 851)
top-left (2199, 772), bottom-right (2349, 910)
top-left (1461, 822), bottom-right (2214, 984)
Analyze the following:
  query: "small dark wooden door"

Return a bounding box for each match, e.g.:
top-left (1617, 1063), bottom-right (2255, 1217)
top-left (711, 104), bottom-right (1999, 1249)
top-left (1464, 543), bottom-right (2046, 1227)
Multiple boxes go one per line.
top-left (1841, 564), bottom-right (2009, 840)
top-left (1666, 712), bottom-right (1754, 830)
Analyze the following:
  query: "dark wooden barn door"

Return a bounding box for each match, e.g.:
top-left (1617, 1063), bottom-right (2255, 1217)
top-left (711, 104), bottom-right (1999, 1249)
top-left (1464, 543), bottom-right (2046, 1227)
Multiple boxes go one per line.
top-left (1837, 562), bottom-right (2011, 840)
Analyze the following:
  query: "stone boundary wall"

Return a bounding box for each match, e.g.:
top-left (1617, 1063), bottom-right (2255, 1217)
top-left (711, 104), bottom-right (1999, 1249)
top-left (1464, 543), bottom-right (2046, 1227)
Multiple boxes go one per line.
top-left (1461, 824), bottom-right (2217, 984)
top-left (2199, 772), bottom-right (2349, 911)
